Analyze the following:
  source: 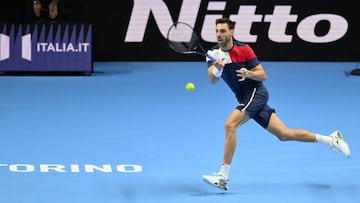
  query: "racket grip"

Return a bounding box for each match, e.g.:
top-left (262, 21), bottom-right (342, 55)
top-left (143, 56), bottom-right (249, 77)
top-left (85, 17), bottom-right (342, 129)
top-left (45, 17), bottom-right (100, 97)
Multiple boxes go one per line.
top-left (206, 54), bottom-right (217, 61)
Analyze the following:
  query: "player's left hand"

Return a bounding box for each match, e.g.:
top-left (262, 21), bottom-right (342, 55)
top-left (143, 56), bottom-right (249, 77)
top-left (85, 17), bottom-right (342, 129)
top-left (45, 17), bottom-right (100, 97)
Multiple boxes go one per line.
top-left (236, 67), bottom-right (248, 81)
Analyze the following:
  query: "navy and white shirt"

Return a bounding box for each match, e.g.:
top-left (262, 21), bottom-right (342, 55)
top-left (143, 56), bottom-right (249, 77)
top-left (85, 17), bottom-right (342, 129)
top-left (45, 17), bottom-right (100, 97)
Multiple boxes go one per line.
top-left (207, 41), bottom-right (267, 101)
top-left (207, 41), bottom-right (275, 128)
top-left (207, 41), bottom-right (263, 95)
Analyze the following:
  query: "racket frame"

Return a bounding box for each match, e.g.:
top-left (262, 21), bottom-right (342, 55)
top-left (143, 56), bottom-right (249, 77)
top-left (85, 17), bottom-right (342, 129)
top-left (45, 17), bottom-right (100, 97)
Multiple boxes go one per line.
top-left (167, 22), bottom-right (216, 61)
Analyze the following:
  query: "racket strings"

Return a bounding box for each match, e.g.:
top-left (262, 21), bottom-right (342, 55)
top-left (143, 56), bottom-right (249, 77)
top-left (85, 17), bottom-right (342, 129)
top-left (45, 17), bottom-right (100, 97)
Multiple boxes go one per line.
top-left (167, 23), bottom-right (200, 54)
top-left (168, 34), bottom-right (198, 53)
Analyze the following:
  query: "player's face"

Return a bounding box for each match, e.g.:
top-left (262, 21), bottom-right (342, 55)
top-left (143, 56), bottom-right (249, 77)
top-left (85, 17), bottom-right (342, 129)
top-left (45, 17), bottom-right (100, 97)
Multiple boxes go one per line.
top-left (216, 23), bottom-right (234, 50)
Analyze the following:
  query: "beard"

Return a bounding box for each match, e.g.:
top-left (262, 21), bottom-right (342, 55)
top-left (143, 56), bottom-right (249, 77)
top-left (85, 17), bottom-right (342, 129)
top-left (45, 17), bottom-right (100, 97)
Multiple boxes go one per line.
top-left (218, 36), bottom-right (231, 50)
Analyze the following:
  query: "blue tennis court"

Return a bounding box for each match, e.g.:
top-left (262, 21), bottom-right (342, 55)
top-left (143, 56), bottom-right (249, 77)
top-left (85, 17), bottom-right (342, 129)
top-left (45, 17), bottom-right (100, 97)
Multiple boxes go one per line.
top-left (0, 61), bottom-right (359, 203)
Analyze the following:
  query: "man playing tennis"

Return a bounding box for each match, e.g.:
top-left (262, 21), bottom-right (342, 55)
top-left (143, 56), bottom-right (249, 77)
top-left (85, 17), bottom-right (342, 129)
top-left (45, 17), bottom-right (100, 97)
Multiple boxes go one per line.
top-left (202, 18), bottom-right (351, 191)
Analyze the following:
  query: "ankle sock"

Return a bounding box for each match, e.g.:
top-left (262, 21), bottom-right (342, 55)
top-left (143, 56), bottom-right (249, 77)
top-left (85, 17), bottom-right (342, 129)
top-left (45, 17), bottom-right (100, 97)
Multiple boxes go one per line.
top-left (219, 163), bottom-right (230, 179)
top-left (315, 134), bottom-right (332, 146)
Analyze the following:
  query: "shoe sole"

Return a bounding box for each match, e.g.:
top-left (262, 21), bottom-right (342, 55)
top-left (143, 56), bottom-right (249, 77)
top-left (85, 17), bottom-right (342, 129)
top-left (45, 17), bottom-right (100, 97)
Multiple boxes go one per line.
top-left (202, 176), bottom-right (228, 191)
top-left (331, 131), bottom-right (351, 157)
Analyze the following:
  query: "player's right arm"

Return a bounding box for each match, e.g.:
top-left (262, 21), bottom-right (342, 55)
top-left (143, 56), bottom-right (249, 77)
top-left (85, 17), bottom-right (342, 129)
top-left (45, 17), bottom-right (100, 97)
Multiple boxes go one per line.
top-left (208, 59), bottom-right (224, 84)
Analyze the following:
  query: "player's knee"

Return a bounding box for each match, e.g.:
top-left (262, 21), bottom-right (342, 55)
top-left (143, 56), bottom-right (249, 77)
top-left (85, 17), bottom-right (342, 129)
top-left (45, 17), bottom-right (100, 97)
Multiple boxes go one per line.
top-left (224, 121), bottom-right (237, 134)
top-left (275, 130), bottom-right (291, 141)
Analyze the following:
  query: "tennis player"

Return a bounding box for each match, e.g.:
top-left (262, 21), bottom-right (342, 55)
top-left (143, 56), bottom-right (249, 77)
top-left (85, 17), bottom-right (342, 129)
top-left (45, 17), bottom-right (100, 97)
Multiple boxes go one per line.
top-left (202, 18), bottom-right (351, 191)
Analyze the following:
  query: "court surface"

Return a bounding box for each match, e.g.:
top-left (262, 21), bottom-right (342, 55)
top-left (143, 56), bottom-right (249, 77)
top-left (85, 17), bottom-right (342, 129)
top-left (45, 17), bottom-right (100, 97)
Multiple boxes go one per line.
top-left (0, 61), bottom-right (359, 203)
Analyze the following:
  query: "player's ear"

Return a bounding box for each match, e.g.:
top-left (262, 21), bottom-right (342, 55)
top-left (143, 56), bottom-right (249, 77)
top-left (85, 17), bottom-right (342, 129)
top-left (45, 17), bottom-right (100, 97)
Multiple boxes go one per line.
top-left (229, 29), bottom-right (234, 35)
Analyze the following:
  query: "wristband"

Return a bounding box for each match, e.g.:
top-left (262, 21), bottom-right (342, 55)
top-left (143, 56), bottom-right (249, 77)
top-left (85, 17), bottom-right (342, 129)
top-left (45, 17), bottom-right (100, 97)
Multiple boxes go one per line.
top-left (212, 68), bottom-right (223, 78)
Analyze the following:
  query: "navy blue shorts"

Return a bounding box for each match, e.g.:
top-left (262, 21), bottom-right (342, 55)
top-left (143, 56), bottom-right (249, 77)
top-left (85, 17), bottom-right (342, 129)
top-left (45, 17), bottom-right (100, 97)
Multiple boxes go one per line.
top-left (236, 87), bottom-right (275, 129)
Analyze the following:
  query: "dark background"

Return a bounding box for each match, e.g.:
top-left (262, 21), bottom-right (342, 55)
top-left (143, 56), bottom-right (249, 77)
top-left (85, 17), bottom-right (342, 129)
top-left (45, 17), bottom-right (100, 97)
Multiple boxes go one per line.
top-left (2, 0), bottom-right (359, 62)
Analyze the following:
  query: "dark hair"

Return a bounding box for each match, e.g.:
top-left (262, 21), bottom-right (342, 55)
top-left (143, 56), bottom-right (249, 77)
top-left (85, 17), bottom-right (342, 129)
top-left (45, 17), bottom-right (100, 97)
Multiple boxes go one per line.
top-left (215, 18), bottom-right (235, 29)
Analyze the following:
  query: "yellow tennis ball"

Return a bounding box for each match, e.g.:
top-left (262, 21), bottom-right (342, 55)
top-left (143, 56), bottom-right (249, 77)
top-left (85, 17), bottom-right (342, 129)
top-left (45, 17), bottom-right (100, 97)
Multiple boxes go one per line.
top-left (185, 82), bottom-right (195, 91)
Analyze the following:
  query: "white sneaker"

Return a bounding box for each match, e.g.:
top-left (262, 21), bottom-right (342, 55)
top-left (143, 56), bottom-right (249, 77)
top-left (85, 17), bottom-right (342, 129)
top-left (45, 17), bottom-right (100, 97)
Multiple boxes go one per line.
top-left (202, 173), bottom-right (229, 191)
top-left (330, 130), bottom-right (351, 158)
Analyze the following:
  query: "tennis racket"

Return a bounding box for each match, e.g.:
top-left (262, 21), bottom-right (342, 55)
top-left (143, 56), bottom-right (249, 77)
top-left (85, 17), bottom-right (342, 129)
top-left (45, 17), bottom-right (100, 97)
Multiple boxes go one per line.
top-left (166, 22), bottom-right (216, 61)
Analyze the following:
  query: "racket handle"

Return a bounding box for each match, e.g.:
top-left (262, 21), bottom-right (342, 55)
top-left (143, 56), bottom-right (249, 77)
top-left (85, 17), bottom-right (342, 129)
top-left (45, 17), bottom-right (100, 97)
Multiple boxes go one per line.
top-left (206, 54), bottom-right (217, 61)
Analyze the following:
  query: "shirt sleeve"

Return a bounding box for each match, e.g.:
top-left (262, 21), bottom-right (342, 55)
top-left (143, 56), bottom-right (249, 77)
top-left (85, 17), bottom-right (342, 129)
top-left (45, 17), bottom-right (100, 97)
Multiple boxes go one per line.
top-left (244, 45), bottom-right (260, 69)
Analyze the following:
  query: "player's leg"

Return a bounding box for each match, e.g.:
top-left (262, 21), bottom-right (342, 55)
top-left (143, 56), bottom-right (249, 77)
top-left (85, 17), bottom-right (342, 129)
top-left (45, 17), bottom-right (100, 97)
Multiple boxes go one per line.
top-left (202, 87), bottom-right (270, 190)
top-left (266, 112), bottom-right (351, 157)
top-left (202, 108), bottom-right (250, 191)
top-left (266, 112), bottom-right (316, 142)
top-left (223, 108), bottom-right (250, 165)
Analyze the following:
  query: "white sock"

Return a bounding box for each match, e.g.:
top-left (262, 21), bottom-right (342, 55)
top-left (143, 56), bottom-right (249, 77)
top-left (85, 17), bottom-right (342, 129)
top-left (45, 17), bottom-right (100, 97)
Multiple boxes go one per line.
top-left (219, 163), bottom-right (230, 179)
top-left (315, 134), bottom-right (332, 146)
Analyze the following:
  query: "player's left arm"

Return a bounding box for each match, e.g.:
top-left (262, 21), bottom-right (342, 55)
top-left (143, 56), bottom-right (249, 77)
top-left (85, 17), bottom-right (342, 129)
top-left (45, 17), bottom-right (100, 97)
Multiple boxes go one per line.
top-left (236, 44), bottom-right (267, 81)
top-left (242, 64), bottom-right (267, 81)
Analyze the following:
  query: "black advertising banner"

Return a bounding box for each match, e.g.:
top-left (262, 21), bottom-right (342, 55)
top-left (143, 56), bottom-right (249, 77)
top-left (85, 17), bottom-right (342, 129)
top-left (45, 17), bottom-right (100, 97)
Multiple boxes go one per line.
top-left (2, 0), bottom-right (359, 61)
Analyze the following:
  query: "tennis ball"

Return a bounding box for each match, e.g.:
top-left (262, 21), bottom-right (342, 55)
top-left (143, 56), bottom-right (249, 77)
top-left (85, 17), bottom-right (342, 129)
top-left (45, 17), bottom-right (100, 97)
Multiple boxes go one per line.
top-left (185, 82), bottom-right (195, 91)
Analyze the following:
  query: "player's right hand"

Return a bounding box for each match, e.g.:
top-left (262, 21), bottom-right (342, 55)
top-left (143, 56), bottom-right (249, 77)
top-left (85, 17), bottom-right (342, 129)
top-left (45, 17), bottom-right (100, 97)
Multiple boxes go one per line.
top-left (213, 58), bottom-right (224, 71)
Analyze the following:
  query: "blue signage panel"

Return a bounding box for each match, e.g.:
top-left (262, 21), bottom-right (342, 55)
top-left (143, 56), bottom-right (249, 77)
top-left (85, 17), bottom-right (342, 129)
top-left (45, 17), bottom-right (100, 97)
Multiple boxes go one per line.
top-left (0, 23), bottom-right (92, 75)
